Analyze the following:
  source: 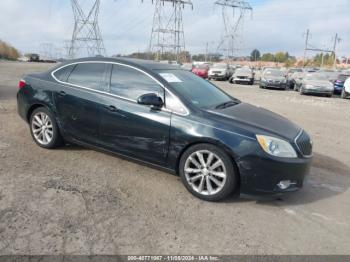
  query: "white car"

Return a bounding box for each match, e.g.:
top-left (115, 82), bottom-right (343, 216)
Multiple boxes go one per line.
top-left (342, 77), bottom-right (350, 99)
top-left (208, 63), bottom-right (233, 81)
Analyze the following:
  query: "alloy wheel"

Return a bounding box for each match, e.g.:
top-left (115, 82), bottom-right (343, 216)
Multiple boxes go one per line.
top-left (31, 112), bottom-right (54, 145)
top-left (184, 150), bottom-right (227, 196)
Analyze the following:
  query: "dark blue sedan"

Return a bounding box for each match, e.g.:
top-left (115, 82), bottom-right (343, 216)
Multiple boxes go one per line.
top-left (17, 57), bottom-right (312, 201)
top-left (334, 74), bottom-right (350, 94)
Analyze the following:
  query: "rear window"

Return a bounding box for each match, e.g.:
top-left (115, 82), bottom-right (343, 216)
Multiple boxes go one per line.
top-left (53, 64), bottom-right (75, 82)
top-left (67, 63), bottom-right (110, 92)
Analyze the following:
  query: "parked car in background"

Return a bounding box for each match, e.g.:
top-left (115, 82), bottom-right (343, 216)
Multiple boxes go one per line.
top-left (299, 73), bottom-right (334, 97)
top-left (192, 64), bottom-right (209, 79)
top-left (229, 67), bottom-right (254, 85)
top-left (17, 57), bottom-right (312, 201)
top-left (181, 63), bottom-right (193, 71)
top-left (333, 74), bottom-right (350, 94)
top-left (320, 70), bottom-right (338, 83)
top-left (286, 68), bottom-right (303, 89)
top-left (342, 77), bottom-right (350, 99)
top-left (259, 69), bottom-right (287, 90)
top-left (208, 63), bottom-right (233, 81)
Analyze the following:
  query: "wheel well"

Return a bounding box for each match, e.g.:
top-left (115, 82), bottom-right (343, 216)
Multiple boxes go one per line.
top-left (26, 104), bottom-right (45, 122)
top-left (175, 141), bottom-right (241, 188)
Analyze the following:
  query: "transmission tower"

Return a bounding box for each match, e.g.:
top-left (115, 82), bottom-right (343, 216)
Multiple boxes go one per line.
top-left (215, 0), bottom-right (252, 59)
top-left (146, 0), bottom-right (193, 62)
top-left (69, 0), bottom-right (106, 58)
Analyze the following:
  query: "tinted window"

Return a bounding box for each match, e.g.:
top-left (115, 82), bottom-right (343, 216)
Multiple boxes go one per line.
top-left (110, 65), bottom-right (163, 100)
top-left (54, 64), bottom-right (75, 82)
top-left (156, 69), bottom-right (235, 109)
top-left (67, 63), bottom-right (110, 92)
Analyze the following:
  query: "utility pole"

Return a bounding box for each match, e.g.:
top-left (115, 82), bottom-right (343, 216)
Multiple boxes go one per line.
top-left (215, 0), bottom-right (252, 60)
top-left (303, 29), bottom-right (310, 67)
top-left (145, 0), bottom-right (193, 62)
top-left (332, 33), bottom-right (341, 69)
top-left (205, 42), bottom-right (209, 62)
top-left (69, 0), bottom-right (106, 58)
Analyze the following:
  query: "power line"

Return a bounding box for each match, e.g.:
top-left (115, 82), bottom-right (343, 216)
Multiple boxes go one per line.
top-left (215, 0), bottom-right (253, 59)
top-left (69, 0), bottom-right (106, 58)
top-left (144, 0), bottom-right (193, 62)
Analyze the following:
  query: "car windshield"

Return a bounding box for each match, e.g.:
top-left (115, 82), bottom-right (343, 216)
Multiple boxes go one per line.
top-left (264, 70), bottom-right (284, 77)
top-left (305, 73), bottom-right (328, 81)
top-left (156, 69), bottom-right (238, 109)
top-left (236, 68), bottom-right (251, 74)
top-left (195, 65), bottom-right (208, 69)
top-left (338, 74), bottom-right (350, 81)
top-left (212, 64), bottom-right (227, 69)
top-left (289, 68), bottom-right (302, 73)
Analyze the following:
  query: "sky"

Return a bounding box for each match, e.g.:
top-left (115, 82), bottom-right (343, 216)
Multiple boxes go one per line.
top-left (0, 0), bottom-right (349, 58)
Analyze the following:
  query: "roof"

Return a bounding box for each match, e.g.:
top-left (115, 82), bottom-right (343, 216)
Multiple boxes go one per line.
top-left (60, 56), bottom-right (180, 71)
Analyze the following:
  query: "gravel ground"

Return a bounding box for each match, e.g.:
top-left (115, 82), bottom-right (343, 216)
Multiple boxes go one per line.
top-left (0, 61), bottom-right (350, 255)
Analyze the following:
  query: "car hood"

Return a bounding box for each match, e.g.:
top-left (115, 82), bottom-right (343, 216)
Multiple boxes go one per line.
top-left (234, 72), bottom-right (252, 77)
top-left (304, 80), bottom-right (333, 87)
top-left (210, 68), bottom-right (226, 72)
top-left (193, 68), bottom-right (207, 73)
top-left (264, 76), bottom-right (285, 81)
top-left (207, 103), bottom-right (301, 141)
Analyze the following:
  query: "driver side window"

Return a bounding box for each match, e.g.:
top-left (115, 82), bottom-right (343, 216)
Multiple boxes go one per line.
top-left (110, 64), bottom-right (164, 100)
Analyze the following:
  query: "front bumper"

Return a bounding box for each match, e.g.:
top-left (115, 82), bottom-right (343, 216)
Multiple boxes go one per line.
top-left (238, 154), bottom-right (312, 195)
top-left (303, 88), bottom-right (333, 95)
top-left (209, 73), bottom-right (227, 80)
top-left (260, 81), bottom-right (286, 89)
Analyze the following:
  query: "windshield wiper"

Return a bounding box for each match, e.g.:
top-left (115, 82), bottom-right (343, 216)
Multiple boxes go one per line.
top-left (215, 100), bottom-right (239, 109)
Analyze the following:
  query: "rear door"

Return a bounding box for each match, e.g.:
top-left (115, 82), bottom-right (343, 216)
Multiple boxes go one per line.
top-left (99, 64), bottom-right (171, 165)
top-left (53, 62), bottom-right (111, 145)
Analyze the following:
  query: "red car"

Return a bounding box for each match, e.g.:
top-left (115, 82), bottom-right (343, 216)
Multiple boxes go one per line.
top-left (192, 64), bottom-right (209, 79)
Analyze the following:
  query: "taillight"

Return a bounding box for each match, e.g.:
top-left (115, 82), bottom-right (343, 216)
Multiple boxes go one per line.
top-left (19, 79), bottom-right (26, 89)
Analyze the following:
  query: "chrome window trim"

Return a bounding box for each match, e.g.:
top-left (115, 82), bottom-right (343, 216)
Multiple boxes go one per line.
top-left (294, 129), bottom-right (313, 158)
top-left (51, 60), bottom-right (189, 116)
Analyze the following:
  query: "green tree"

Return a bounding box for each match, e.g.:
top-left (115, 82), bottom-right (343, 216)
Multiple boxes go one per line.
top-left (261, 53), bottom-right (275, 62)
top-left (0, 39), bottom-right (20, 60)
top-left (250, 49), bottom-right (261, 61)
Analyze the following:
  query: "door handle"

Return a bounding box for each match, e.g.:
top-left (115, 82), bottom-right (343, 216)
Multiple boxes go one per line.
top-left (104, 105), bottom-right (119, 112)
top-left (58, 91), bottom-right (66, 96)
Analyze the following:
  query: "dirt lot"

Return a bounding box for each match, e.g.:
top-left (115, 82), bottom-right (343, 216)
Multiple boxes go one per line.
top-left (0, 61), bottom-right (350, 255)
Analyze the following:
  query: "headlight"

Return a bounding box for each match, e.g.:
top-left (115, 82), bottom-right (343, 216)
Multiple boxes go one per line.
top-left (256, 135), bottom-right (297, 158)
top-left (282, 79), bottom-right (287, 83)
top-left (305, 84), bottom-right (314, 89)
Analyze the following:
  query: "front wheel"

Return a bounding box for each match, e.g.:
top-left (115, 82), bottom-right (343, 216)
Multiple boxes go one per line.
top-left (179, 144), bottom-right (238, 201)
top-left (30, 107), bottom-right (63, 149)
top-left (341, 89), bottom-right (347, 99)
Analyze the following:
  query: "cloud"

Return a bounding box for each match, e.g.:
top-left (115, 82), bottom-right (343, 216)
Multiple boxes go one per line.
top-left (0, 0), bottom-right (348, 57)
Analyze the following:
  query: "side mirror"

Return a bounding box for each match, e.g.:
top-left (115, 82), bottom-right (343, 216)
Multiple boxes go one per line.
top-left (137, 93), bottom-right (164, 108)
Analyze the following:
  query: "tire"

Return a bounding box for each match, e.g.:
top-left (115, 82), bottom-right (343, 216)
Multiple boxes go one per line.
top-left (341, 89), bottom-right (347, 99)
top-left (179, 143), bottom-right (238, 201)
top-left (29, 107), bottom-right (64, 149)
top-left (294, 83), bottom-right (298, 91)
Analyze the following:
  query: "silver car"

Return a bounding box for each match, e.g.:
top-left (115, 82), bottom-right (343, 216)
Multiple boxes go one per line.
top-left (229, 67), bottom-right (254, 85)
top-left (208, 63), bottom-right (233, 81)
top-left (259, 69), bottom-right (287, 90)
top-left (299, 73), bottom-right (334, 97)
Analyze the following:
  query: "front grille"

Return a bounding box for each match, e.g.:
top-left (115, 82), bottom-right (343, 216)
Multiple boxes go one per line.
top-left (295, 131), bottom-right (312, 156)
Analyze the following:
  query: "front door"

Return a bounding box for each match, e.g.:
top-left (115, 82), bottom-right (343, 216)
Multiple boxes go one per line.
top-left (99, 64), bottom-right (171, 165)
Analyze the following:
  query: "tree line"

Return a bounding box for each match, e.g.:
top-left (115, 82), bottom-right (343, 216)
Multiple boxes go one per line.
top-left (0, 39), bottom-right (20, 60)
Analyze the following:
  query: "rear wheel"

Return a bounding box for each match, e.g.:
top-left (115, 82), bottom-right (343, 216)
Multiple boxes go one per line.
top-left (179, 144), bottom-right (238, 201)
top-left (30, 107), bottom-right (63, 149)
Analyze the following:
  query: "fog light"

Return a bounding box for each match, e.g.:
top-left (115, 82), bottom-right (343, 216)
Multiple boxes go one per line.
top-left (277, 180), bottom-right (294, 190)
